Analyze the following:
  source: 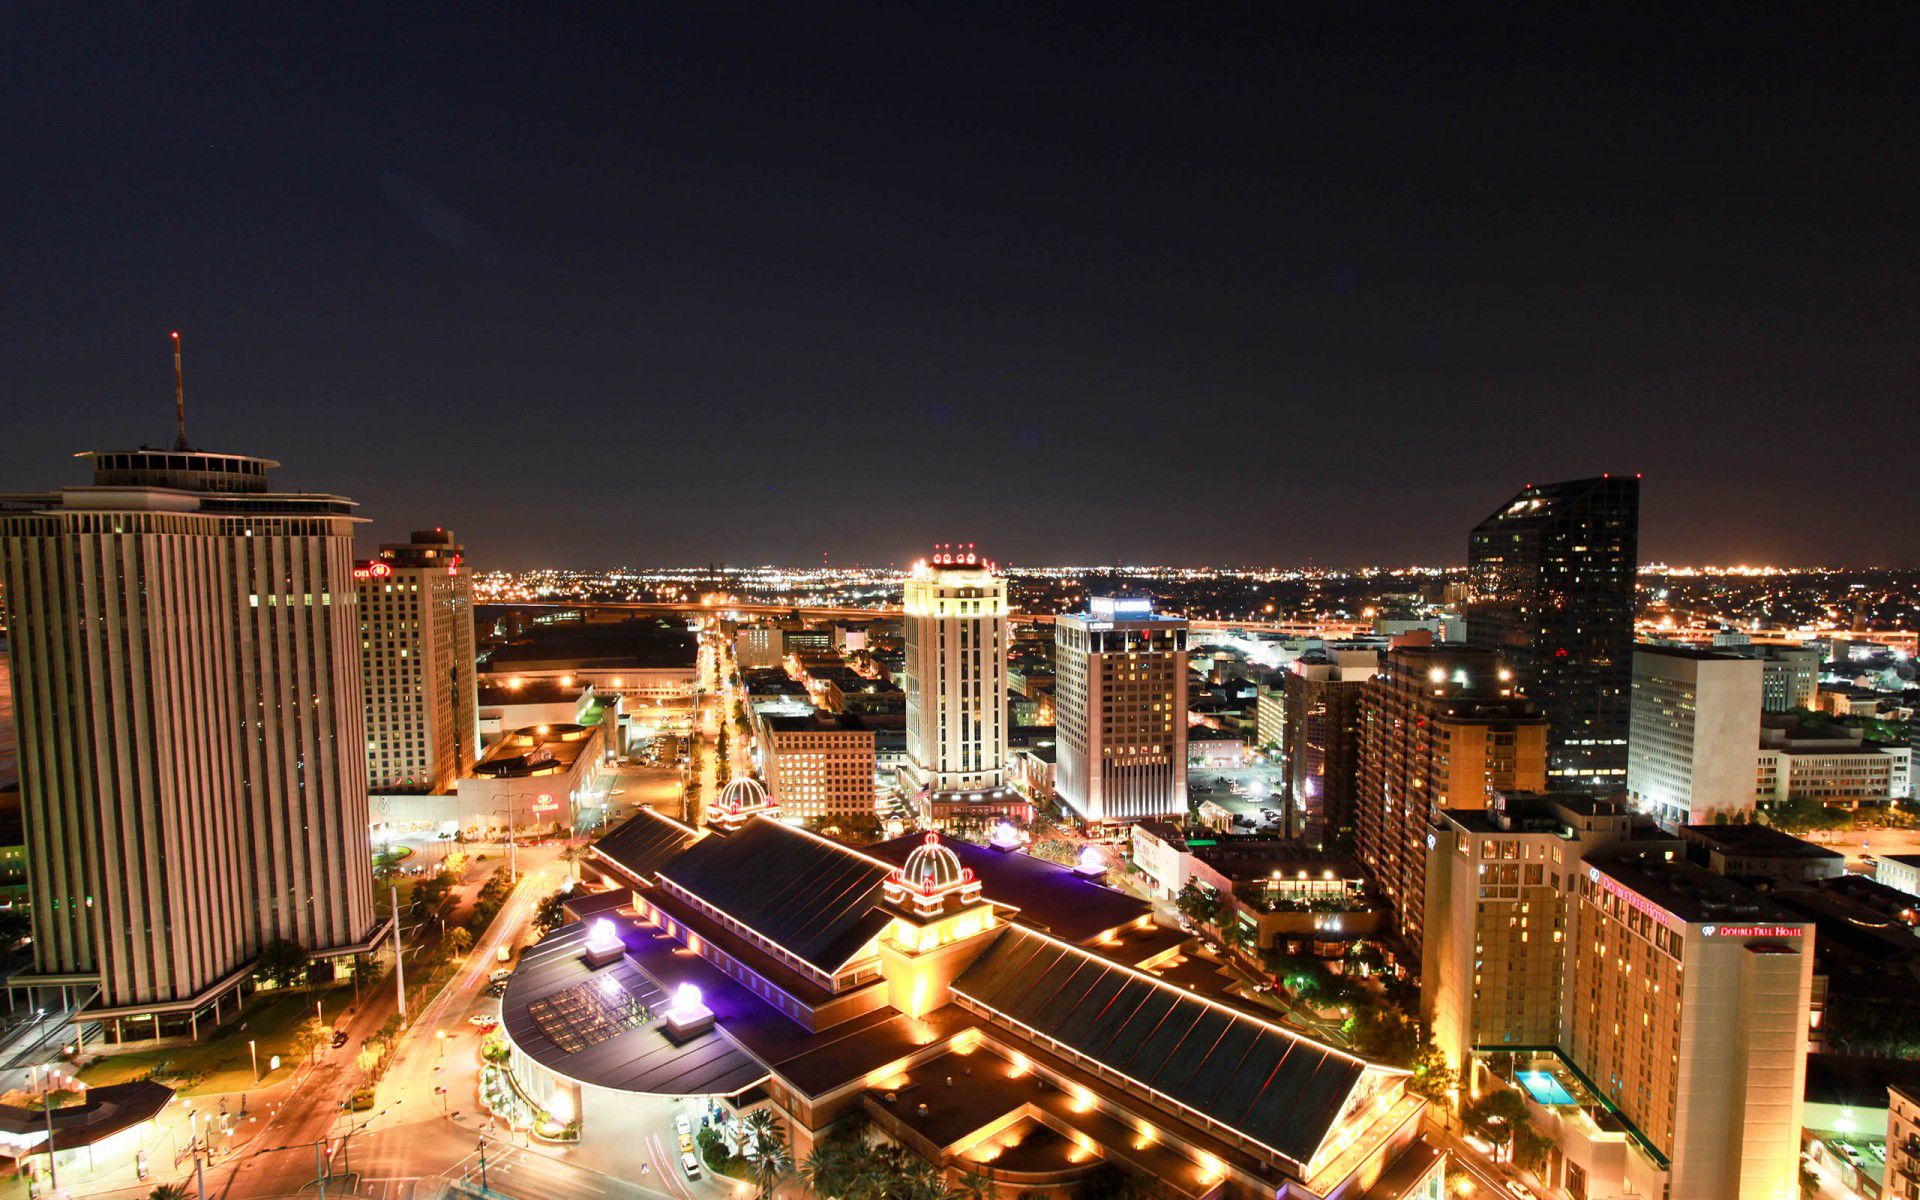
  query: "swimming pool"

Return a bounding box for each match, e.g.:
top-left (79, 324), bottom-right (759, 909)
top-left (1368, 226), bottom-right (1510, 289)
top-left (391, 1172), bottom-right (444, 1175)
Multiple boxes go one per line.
top-left (1518, 1070), bottom-right (1576, 1106)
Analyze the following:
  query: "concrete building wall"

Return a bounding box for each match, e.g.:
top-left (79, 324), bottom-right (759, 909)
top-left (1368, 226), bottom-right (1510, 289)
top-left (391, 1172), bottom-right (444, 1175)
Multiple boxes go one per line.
top-left (0, 449), bottom-right (377, 1012)
top-left (1627, 648), bottom-right (1762, 825)
top-left (901, 552), bottom-right (1009, 799)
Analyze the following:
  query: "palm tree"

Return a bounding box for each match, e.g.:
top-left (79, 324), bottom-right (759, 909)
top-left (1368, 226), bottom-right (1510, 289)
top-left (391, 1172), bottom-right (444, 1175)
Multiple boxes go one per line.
top-left (800, 1142), bottom-right (852, 1198)
top-left (742, 1109), bottom-right (792, 1199)
top-left (149, 1185), bottom-right (193, 1200)
top-left (955, 1165), bottom-right (998, 1199)
top-left (558, 842), bottom-right (587, 881)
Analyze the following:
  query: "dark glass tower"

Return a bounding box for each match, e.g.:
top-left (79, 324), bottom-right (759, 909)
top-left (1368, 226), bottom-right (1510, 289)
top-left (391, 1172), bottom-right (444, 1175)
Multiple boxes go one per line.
top-left (1465, 475), bottom-right (1640, 789)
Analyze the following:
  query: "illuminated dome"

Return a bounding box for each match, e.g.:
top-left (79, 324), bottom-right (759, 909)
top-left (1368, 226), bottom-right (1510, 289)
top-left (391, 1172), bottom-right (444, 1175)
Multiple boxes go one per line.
top-left (718, 776), bottom-right (770, 814)
top-left (899, 833), bottom-right (966, 894)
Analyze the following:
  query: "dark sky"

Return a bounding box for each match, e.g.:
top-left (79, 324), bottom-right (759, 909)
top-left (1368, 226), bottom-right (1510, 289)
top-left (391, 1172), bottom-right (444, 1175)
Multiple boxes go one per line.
top-left (4, 6), bottom-right (1916, 569)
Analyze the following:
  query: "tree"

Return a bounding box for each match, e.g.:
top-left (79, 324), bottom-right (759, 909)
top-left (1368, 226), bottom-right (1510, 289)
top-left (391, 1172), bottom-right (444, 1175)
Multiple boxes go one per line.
top-left (741, 1108), bottom-right (792, 1199)
top-left (1407, 1034), bottom-right (1457, 1103)
top-left (446, 927), bottom-right (474, 956)
top-left (533, 891), bottom-right (572, 935)
top-left (955, 1166), bottom-right (999, 1199)
top-left (1462, 1089), bottom-right (1531, 1161)
top-left (149, 1185), bottom-right (193, 1200)
top-left (1175, 879), bottom-right (1225, 932)
top-left (257, 938), bottom-right (308, 988)
top-left (559, 842), bottom-right (587, 880)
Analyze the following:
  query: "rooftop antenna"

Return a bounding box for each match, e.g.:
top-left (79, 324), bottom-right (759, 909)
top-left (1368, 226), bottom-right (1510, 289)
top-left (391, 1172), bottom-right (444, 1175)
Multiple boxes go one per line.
top-left (171, 331), bottom-right (190, 450)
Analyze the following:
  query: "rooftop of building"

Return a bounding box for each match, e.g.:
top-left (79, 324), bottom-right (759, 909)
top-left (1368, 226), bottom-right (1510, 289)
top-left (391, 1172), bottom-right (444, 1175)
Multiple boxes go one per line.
top-left (477, 678), bottom-right (585, 706)
top-left (485, 618), bottom-right (697, 672)
top-left (1585, 849), bottom-right (1803, 927)
top-left (655, 817), bottom-right (894, 975)
top-left (1679, 823), bottom-right (1844, 861)
top-left (471, 722), bottom-right (597, 777)
top-left (865, 833), bottom-right (1149, 944)
top-left (591, 809), bottom-right (703, 885)
top-left (762, 711), bottom-right (874, 735)
top-left (1633, 643), bottom-right (1753, 662)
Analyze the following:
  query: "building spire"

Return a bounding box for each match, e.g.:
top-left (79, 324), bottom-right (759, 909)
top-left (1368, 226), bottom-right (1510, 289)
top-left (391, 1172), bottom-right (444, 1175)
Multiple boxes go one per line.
top-left (171, 331), bottom-right (190, 450)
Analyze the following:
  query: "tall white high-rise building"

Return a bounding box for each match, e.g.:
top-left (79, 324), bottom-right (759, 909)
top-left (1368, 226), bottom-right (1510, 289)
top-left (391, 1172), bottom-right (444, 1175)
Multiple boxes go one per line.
top-left (0, 446), bottom-right (382, 1035)
top-left (901, 544), bottom-right (1015, 824)
top-left (1053, 596), bottom-right (1189, 823)
top-left (1627, 645), bottom-right (1763, 825)
top-left (359, 528), bottom-right (478, 794)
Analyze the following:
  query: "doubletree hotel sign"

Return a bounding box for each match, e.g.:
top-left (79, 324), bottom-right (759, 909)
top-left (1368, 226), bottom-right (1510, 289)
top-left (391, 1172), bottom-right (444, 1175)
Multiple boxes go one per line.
top-left (1700, 924), bottom-right (1803, 939)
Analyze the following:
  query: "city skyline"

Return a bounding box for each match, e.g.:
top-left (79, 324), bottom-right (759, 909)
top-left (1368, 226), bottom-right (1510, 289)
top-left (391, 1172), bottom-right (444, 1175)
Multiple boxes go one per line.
top-left (6, 7), bottom-right (1918, 567)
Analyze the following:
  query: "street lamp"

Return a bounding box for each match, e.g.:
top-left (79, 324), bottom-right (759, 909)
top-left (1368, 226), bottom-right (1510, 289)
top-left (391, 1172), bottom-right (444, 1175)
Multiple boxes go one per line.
top-left (250, 1039), bottom-right (259, 1082)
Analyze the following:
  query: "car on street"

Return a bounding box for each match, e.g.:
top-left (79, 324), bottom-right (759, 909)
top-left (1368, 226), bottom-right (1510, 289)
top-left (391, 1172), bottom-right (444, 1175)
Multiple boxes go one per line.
top-left (678, 1131), bottom-right (694, 1153)
top-left (331, 1029), bottom-right (350, 1049)
top-left (681, 1151), bottom-right (702, 1179)
top-left (469, 1014), bottom-right (498, 1029)
top-left (675, 1113), bottom-right (692, 1137)
top-left (1506, 1181), bottom-right (1537, 1200)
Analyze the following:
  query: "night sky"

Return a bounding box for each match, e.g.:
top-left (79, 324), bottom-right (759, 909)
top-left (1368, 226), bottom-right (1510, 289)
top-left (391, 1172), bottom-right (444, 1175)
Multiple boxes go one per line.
top-left (4, 6), bottom-right (1915, 568)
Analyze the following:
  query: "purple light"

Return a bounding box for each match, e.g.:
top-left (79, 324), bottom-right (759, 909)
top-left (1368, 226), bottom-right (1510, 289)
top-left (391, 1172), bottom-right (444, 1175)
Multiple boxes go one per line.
top-left (588, 917), bottom-right (618, 947)
top-left (1078, 846), bottom-right (1104, 873)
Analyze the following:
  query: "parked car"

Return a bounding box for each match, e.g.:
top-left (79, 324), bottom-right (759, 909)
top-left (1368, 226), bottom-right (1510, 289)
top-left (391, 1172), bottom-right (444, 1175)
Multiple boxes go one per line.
top-left (1506, 1182), bottom-right (1537, 1200)
top-left (681, 1151), bottom-right (702, 1180)
top-left (674, 1114), bottom-right (692, 1137)
top-left (331, 1029), bottom-right (351, 1049)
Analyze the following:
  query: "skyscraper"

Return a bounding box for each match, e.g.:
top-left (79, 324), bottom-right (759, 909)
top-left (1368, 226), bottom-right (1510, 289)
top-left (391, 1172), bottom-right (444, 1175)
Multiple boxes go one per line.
top-left (1355, 644), bottom-right (1547, 954)
top-left (1467, 475), bottom-right (1640, 789)
top-left (901, 544), bottom-right (1016, 826)
top-left (358, 528), bottom-right (478, 794)
top-left (1053, 596), bottom-right (1189, 824)
top-left (1280, 648), bottom-right (1378, 845)
top-left (1626, 645), bottom-right (1762, 826)
top-left (0, 446), bottom-right (381, 1034)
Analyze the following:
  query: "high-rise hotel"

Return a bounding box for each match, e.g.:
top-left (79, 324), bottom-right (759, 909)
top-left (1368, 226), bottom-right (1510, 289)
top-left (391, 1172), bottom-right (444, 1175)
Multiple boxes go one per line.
top-left (1467, 475), bottom-right (1639, 789)
top-left (1423, 792), bottom-right (1814, 1200)
top-left (901, 545), bottom-right (1018, 826)
top-left (1053, 596), bottom-right (1189, 824)
top-left (358, 528), bottom-right (479, 794)
top-left (0, 445), bottom-right (382, 1036)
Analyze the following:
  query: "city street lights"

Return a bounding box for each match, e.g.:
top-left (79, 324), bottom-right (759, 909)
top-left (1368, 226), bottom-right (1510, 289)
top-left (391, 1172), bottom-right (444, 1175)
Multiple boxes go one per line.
top-left (250, 1038), bottom-right (259, 1082)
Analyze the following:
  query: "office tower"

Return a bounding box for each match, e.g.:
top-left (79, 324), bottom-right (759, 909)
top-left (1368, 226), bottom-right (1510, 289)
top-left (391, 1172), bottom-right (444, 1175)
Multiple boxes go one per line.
top-left (1255, 678), bottom-right (1285, 752)
top-left (1467, 475), bottom-right (1640, 789)
top-left (1280, 649), bottom-right (1378, 844)
top-left (1424, 803), bottom-right (1813, 1200)
top-left (1733, 644), bottom-right (1821, 713)
top-left (901, 544), bottom-right (1015, 822)
top-left (0, 446), bottom-right (379, 1030)
top-left (1627, 646), bottom-right (1762, 826)
top-left (1356, 644), bottom-right (1547, 955)
top-left (358, 528), bottom-right (478, 794)
top-left (1053, 596), bottom-right (1189, 824)
top-left (759, 712), bottom-right (877, 822)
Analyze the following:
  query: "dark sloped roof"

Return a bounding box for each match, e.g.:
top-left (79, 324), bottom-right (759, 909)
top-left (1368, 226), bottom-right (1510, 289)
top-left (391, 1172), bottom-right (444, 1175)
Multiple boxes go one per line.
top-left (593, 809), bottom-right (702, 883)
top-left (953, 924), bottom-right (1372, 1166)
top-left (656, 817), bottom-right (892, 974)
top-left (865, 834), bottom-right (1149, 943)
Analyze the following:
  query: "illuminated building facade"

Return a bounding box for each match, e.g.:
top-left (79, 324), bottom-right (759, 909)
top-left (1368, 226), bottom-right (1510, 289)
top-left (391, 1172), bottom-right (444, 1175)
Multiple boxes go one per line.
top-left (1053, 596), bottom-right (1189, 823)
top-left (1355, 645), bottom-right (1546, 955)
top-left (901, 545), bottom-right (1017, 824)
top-left (1626, 646), bottom-right (1761, 826)
top-left (0, 446), bottom-right (381, 1030)
top-left (758, 713), bottom-right (876, 821)
top-left (1467, 475), bottom-right (1640, 789)
top-left (1281, 650), bottom-right (1377, 844)
top-left (357, 528), bottom-right (478, 794)
top-left (1424, 809), bottom-right (1815, 1200)
top-left (503, 815), bottom-right (1446, 1200)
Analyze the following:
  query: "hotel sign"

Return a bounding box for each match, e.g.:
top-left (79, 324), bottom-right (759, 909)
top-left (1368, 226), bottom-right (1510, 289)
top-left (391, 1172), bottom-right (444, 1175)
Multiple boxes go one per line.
top-left (1588, 866), bottom-right (1680, 931)
top-left (1701, 924), bottom-right (1802, 939)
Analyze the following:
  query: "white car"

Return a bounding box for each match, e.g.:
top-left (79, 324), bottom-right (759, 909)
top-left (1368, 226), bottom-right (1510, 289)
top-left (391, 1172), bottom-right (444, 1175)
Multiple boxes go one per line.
top-left (1505, 1182), bottom-right (1536, 1200)
top-left (681, 1150), bottom-right (702, 1179)
top-left (675, 1113), bottom-right (692, 1137)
